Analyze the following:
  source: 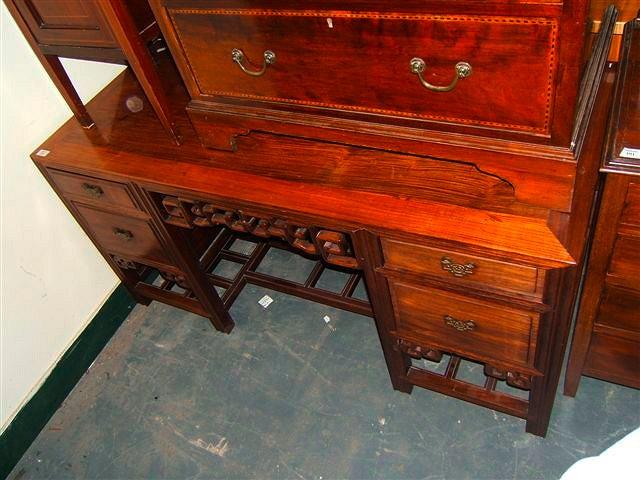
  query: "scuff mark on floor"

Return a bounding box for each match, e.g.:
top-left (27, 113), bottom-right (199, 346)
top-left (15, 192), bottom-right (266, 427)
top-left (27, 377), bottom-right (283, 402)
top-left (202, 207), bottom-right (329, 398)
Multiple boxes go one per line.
top-left (188, 437), bottom-right (229, 458)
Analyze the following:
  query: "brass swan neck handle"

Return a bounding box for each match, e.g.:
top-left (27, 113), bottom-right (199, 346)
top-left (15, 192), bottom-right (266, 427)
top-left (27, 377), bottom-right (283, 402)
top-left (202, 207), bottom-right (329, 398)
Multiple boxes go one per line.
top-left (232, 48), bottom-right (276, 77)
top-left (410, 58), bottom-right (472, 92)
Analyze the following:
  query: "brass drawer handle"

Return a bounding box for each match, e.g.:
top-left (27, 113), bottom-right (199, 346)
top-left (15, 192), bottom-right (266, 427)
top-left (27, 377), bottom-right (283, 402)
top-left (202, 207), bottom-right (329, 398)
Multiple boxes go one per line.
top-left (444, 315), bottom-right (476, 332)
top-left (113, 228), bottom-right (134, 241)
top-left (231, 48), bottom-right (276, 77)
top-left (81, 183), bottom-right (104, 198)
top-left (440, 257), bottom-right (475, 277)
top-left (410, 58), bottom-right (472, 92)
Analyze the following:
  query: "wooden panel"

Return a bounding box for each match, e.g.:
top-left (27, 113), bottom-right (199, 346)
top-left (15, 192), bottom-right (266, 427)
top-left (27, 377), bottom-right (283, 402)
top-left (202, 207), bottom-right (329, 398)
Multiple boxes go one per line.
top-left (584, 329), bottom-right (640, 388)
top-left (14, 0), bottom-right (117, 48)
top-left (48, 169), bottom-right (138, 211)
top-left (73, 204), bottom-right (171, 266)
top-left (381, 238), bottom-right (541, 296)
top-left (608, 235), bottom-right (640, 288)
top-left (621, 182), bottom-right (640, 227)
top-left (596, 285), bottom-right (640, 333)
top-left (389, 281), bottom-right (539, 368)
top-left (167, 9), bottom-right (558, 137)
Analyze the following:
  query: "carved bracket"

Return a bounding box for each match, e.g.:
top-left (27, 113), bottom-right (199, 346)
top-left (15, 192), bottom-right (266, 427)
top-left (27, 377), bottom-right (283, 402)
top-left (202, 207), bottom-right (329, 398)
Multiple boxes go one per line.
top-left (112, 255), bottom-right (139, 271)
top-left (159, 196), bottom-right (360, 270)
top-left (396, 339), bottom-right (444, 362)
top-left (397, 339), bottom-right (532, 390)
top-left (158, 270), bottom-right (190, 289)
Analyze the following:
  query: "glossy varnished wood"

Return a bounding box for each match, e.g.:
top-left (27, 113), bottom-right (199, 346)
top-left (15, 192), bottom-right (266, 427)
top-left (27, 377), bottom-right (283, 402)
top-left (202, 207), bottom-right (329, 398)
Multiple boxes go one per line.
top-left (388, 281), bottom-right (540, 370)
top-left (151, 0), bottom-right (589, 148)
top-left (29, 11), bottom-right (616, 436)
top-left (381, 238), bottom-right (544, 298)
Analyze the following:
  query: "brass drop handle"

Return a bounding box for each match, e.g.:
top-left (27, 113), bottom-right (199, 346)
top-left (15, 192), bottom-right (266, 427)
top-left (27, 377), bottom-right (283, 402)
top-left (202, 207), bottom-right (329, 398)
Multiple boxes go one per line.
top-left (410, 58), bottom-right (472, 92)
top-left (231, 48), bottom-right (276, 77)
top-left (81, 183), bottom-right (104, 198)
top-left (444, 315), bottom-right (476, 332)
top-left (113, 228), bottom-right (134, 242)
top-left (440, 257), bottom-right (476, 277)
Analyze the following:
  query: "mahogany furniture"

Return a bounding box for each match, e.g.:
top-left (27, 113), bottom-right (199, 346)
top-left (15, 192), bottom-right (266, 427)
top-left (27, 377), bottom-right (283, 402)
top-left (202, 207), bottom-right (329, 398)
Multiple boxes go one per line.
top-left (565, 14), bottom-right (640, 394)
top-left (3, 0), bottom-right (179, 142)
top-left (150, 0), bottom-right (590, 151)
top-left (22, 1), bottom-right (620, 437)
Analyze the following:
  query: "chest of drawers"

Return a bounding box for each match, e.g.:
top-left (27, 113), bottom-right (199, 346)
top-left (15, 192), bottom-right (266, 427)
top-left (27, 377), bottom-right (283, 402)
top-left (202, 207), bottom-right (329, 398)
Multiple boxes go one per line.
top-left (565, 16), bottom-right (640, 393)
top-left (150, 0), bottom-right (588, 150)
top-left (20, 1), bottom-right (622, 437)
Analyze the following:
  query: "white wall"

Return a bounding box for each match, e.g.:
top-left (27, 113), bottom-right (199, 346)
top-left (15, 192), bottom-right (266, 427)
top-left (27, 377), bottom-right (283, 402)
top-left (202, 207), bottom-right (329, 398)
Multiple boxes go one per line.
top-left (1, 4), bottom-right (127, 430)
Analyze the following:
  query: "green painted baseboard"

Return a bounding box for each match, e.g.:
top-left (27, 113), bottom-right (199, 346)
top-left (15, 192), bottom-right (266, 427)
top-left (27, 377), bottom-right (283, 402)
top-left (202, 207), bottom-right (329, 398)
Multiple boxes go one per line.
top-left (0, 284), bottom-right (137, 479)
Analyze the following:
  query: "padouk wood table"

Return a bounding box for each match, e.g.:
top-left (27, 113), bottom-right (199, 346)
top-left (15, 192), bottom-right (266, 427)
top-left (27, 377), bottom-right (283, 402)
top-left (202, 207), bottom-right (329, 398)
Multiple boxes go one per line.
top-left (23, 0), bottom-right (622, 436)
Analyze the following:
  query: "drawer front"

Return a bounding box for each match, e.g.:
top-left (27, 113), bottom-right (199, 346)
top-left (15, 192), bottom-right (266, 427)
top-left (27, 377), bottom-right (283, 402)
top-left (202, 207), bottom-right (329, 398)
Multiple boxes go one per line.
top-left (167, 9), bottom-right (558, 136)
top-left (584, 331), bottom-right (640, 389)
top-left (49, 170), bottom-right (138, 211)
top-left (381, 238), bottom-right (541, 296)
top-left (14, 0), bottom-right (117, 48)
top-left (608, 235), bottom-right (640, 287)
top-left (596, 285), bottom-right (640, 333)
top-left (389, 281), bottom-right (539, 367)
top-left (74, 204), bottom-right (171, 266)
top-left (621, 182), bottom-right (640, 228)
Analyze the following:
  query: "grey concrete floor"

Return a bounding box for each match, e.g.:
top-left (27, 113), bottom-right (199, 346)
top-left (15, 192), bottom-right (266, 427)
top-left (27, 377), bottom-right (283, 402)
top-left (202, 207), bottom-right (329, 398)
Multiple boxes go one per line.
top-left (9, 240), bottom-right (640, 479)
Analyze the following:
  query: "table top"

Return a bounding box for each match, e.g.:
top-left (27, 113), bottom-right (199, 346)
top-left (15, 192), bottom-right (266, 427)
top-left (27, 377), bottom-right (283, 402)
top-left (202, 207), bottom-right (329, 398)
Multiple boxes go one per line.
top-left (33, 56), bottom-right (574, 269)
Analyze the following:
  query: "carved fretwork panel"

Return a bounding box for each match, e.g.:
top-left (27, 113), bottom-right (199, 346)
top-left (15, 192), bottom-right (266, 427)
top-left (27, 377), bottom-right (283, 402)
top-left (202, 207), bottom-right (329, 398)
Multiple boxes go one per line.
top-left (158, 195), bottom-right (361, 270)
top-left (158, 270), bottom-right (189, 289)
top-left (396, 339), bottom-right (443, 362)
top-left (397, 339), bottom-right (532, 391)
top-left (112, 255), bottom-right (139, 270)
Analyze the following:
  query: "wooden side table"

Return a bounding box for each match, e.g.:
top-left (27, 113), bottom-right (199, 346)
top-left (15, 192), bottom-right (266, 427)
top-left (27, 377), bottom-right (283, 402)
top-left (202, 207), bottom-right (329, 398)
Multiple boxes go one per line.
top-left (3, 0), bottom-right (179, 143)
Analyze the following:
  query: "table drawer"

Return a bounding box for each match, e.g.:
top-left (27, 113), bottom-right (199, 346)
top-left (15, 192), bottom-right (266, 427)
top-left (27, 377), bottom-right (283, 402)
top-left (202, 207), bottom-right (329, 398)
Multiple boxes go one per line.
top-left (74, 204), bottom-right (171, 266)
top-left (166, 8), bottom-right (558, 137)
top-left (13, 0), bottom-right (117, 48)
top-left (381, 238), bottom-right (541, 296)
top-left (49, 170), bottom-right (138, 211)
top-left (389, 281), bottom-right (539, 368)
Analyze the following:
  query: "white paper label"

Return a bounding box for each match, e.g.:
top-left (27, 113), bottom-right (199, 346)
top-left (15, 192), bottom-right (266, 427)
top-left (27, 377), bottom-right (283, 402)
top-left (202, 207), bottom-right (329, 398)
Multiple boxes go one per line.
top-left (36, 149), bottom-right (50, 157)
top-left (323, 315), bottom-right (331, 323)
top-left (258, 295), bottom-right (274, 309)
top-left (620, 147), bottom-right (640, 160)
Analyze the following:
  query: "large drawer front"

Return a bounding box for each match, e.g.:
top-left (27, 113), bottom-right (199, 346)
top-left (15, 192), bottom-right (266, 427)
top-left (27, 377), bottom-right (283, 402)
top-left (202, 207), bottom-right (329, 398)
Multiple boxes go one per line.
top-left (381, 238), bottom-right (541, 296)
top-left (389, 281), bottom-right (539, 368)
top-left (74, 204), bottom-right (171, 266)
top-left (167, 9), bottom-right (558, 136)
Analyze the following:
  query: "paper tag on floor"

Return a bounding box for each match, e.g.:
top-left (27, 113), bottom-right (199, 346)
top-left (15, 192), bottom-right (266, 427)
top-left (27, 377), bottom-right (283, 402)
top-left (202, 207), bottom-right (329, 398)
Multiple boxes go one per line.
top-left (620, 147), bottom-right (640, 159)
top-left (323, 315), bottom-right (331, 323)
top-left (258, 295), bottom-right (274, 309)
